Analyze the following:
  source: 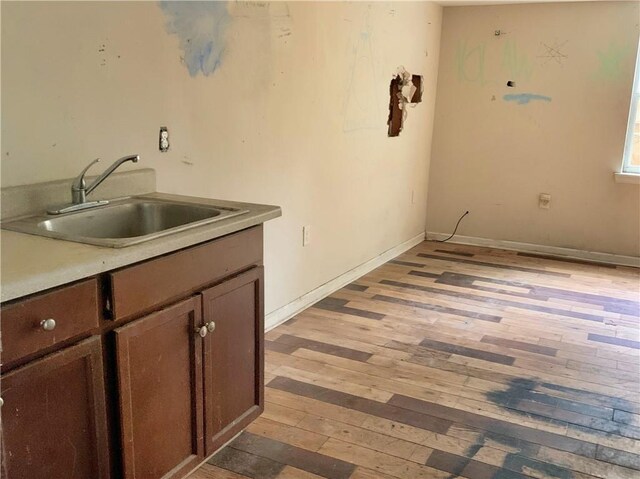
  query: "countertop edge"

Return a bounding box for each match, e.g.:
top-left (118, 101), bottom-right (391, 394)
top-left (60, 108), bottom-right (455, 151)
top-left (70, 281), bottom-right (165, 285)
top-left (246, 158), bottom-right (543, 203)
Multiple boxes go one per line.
top-left (1, 193), bottom-right (282, 303)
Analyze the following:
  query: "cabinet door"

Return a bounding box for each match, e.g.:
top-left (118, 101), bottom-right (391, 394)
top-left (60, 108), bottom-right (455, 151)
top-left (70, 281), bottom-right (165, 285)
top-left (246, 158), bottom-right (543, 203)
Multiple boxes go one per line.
top-left (115, 297), bottom-right (204, 479)
top-left (201, 267), bottom-right (264, 455)
top-left (0, 336), bottom-right (109, 479)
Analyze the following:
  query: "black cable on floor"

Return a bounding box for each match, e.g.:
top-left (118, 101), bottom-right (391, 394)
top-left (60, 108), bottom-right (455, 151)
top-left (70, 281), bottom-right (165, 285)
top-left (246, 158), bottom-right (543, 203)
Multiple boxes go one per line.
top-left (436, 211), bottom-right (469, 243)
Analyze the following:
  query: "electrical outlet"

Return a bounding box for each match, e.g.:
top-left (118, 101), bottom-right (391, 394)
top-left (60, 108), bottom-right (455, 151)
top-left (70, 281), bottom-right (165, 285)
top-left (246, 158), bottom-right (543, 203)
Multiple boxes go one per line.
top-left (539, 193), bottom-right (551, 209)
top-left (159, 127), bottom-right (169, 152)
top-left (303, 225), bottom-right (311, 246)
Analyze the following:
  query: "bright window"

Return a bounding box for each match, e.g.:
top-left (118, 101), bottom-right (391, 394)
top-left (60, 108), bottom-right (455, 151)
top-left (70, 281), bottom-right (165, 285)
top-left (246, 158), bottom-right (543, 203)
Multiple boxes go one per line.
top-left (622, 42), bottom-right (640, 175)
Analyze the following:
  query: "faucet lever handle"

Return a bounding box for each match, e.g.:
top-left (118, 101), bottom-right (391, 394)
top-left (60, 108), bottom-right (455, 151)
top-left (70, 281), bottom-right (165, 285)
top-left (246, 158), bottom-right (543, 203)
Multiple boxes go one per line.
top-left (72, 158), bottom-right (101, 190)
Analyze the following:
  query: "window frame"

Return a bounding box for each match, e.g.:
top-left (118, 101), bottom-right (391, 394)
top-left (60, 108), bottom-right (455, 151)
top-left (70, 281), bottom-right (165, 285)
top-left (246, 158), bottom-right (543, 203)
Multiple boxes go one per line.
top-left (621, 40), bottom-right (640, 175)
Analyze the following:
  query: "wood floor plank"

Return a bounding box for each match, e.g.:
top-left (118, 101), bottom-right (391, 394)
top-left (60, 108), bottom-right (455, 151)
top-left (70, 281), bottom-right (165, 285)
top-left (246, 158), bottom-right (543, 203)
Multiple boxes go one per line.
top-left (230, 432), bottom-right (356, 479)
top-left (588, 333), bottom-right (640, 350)
top-left (537, 445), bottom-right (638, 479)
top-left (480, 335), bottom-right (558, 356)
top-left (387, 394), bottom-right (597, 457)
top-left (246, 417), bottom-right (329, 451)
top-left (317, 438), bottom-right (449, 479)
top-left (268, 376), bottom-right (452, 434)
top-left (272, 325), bottom-right (414, 360)
top-left (262, 401), bottom-right (307, 427)
top-left (274, 333), bottom-right (373, 362)
top-left (296, 415), bottom-right (433, 462)
top-left (265, 387), bottom-right (370, 428)
top-left (417, 253), bottom-right (571, 277)
top-left (207, 447), bottom-right (285, 479)
top-left (276, 466), bottom-right (326, 479)
top-left (189, 464), bottom-right (250, 479)
top-left (348, 467), bottom-right (398, 479)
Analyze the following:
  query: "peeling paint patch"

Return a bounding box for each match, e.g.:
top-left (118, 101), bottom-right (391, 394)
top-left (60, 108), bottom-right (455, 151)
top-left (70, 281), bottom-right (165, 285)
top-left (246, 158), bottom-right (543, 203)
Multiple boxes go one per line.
top-left (159, 1), bottom-right (231, 77)
top-left (503, 93), bottom-right (551, 105)
top-left (387, 66), bottom-right (423, 137)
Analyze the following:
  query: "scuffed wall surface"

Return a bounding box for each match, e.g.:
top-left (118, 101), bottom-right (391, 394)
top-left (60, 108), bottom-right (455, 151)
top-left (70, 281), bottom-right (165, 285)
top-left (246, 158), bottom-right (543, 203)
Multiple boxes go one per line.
top-left (1, 2), bottom-right (443, 314)
top-left (427, 1), bottom-right (640, 257)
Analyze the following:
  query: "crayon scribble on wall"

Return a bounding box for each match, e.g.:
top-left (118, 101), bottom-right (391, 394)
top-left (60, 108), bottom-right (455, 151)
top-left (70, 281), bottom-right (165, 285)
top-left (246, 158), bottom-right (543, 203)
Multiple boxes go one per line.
top-left (160, 1), bottom-right (231, 77)
top-left (503, 93), bottom-right (552, 105)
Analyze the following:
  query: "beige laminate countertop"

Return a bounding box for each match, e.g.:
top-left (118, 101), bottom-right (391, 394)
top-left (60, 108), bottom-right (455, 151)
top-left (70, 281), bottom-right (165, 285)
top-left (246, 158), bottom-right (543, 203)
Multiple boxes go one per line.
top-left (0, 192), bottom-right (281, 303)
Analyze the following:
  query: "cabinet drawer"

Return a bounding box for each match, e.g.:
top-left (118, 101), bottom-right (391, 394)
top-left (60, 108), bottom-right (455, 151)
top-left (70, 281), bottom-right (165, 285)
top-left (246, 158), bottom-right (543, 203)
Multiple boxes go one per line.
top-left (1, 278), bottom-right (100, 366)
top-left (109, 225), bottom-right (263, 320)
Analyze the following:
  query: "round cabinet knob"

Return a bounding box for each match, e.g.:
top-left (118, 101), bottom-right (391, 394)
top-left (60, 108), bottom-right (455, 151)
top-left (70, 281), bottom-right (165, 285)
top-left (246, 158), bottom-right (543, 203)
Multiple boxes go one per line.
top-left (195, 326), bottom-right (208, 338)
top-left (0, 397), bottom-right (4, 408)
top-left (206, 321), bottom-right (216, 333)
top-left (40, 318), bottom-right (56, 331)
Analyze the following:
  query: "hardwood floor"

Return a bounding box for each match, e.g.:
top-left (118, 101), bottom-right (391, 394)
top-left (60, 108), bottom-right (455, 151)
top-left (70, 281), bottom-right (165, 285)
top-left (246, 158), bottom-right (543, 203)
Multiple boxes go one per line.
top-left (189, 241), bottom-right (640, 479)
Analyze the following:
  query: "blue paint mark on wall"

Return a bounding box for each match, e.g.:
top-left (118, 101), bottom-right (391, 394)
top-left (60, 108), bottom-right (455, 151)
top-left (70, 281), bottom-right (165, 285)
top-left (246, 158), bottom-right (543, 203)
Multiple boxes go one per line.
top-left (503, 93), bottom-right (552, 105)
top-left (159, 1), bottom-right (231, 77)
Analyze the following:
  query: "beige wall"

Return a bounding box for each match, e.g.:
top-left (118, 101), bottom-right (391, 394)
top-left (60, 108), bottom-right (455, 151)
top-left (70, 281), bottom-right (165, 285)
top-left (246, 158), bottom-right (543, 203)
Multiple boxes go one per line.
top-left (1, 2), bottom-right (442, 314)
top-left (427, 1), bottom-right (640, 257)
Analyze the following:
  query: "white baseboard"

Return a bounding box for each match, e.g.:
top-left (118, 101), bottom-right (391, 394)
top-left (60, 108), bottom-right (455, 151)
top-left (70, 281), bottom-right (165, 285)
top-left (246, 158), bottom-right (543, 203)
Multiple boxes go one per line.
top-left (265, 232), bottom-right (426, 332)
top-left (426, 232), bottom-right (640, 268)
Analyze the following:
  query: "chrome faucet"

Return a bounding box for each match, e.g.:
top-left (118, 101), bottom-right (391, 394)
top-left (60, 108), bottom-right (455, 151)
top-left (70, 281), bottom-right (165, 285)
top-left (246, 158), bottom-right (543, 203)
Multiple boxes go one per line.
top-left (48, 154), bottom-right (140, 215)
top-left (72, 155), bottom-right (139, 204)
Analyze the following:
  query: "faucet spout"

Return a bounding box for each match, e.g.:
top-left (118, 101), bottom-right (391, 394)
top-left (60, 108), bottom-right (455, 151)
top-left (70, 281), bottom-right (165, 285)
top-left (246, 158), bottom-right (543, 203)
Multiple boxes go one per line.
top-left (85, 154), bottom-right (139, 197)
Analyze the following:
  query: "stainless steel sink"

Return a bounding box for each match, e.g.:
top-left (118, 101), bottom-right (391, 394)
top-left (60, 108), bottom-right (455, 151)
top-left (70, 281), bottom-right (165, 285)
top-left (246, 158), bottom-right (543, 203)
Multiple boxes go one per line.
top-left (1, 197), bottom-right (249, 248)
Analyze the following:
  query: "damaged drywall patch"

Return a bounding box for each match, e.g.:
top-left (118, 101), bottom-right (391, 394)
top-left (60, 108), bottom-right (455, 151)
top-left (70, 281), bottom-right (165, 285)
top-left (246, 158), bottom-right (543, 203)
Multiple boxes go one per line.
top-left (387, 66), bottom-right (423, 137)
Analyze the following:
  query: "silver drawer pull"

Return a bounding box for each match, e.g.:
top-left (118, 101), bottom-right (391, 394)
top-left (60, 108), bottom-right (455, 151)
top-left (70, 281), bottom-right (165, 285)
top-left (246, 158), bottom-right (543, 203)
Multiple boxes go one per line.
top-left (195, 325), bottom-right (208, 338)
top-left (206, 321), bottom-right (216, 333)
top-left (40, 318), bottom-right (56, 331)
top-left (0, 397), bottom-right (4, 408)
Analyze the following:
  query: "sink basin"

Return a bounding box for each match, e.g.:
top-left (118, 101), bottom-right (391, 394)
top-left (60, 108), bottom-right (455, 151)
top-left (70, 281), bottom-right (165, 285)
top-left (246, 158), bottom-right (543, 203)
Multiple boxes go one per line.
top-left (2, 197), bottom-right (249, 248)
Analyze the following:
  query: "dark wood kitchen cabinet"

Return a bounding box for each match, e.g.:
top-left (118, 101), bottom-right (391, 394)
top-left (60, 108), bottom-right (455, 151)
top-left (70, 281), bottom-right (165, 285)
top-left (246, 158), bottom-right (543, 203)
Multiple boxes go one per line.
top-left (1, 225), bottom-right (266, 479)
top-left (202, 267), bottom-right (264, 454)
top-left (114, 266), bottom-right (265, 477)
top-left (115, 297), bottom-right (204, 479)
top-left (0, 336), bottom-right (110, 479)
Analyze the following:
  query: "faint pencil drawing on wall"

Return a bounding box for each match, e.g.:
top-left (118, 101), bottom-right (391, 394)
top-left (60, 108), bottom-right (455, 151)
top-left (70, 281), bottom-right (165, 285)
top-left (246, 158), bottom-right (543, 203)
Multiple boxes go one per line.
top-left (538, 40), bottom-right (568, 66)
top-left (343, 8), bottom-right (381, 133)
